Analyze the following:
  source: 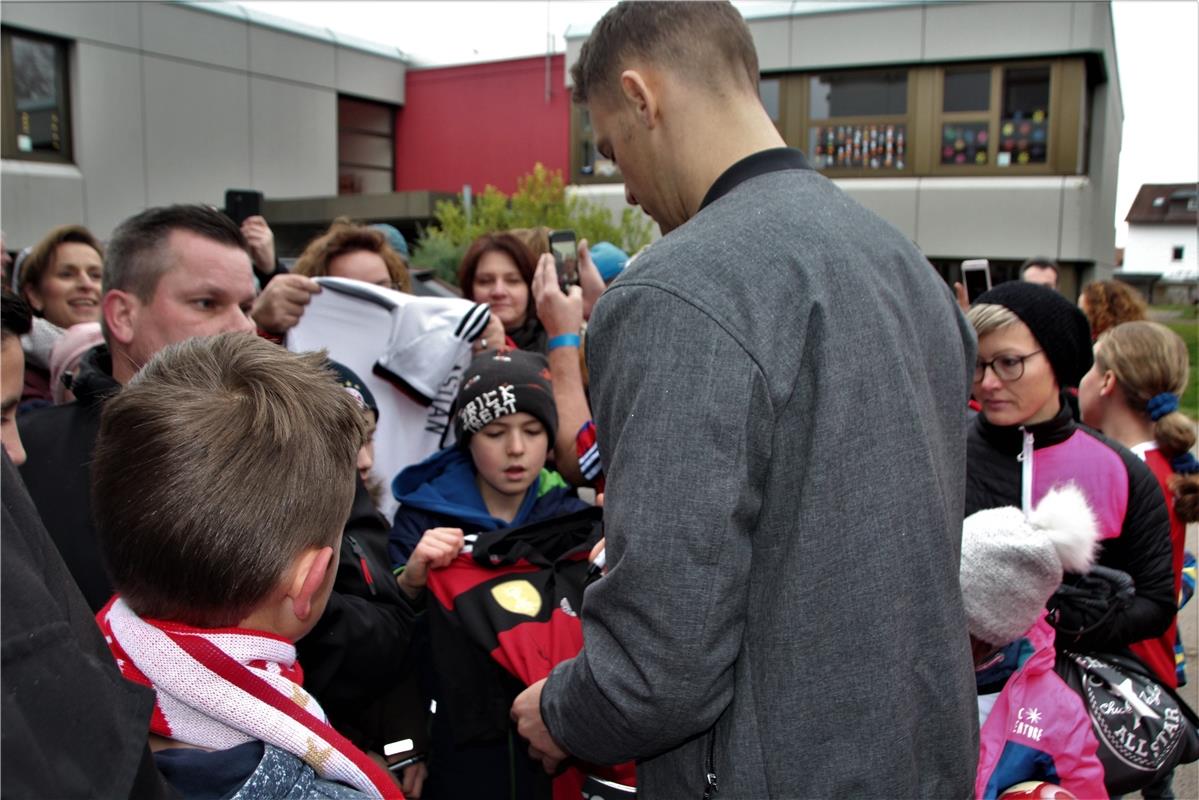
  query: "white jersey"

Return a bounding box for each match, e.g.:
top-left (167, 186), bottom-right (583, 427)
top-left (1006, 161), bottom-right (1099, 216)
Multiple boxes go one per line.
top-left (288, 277), bottom-right (489, 520)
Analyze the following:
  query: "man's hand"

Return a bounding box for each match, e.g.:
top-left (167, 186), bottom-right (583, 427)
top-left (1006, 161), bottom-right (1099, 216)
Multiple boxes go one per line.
top-left (952, 281), bottom-right (969, 313)
top-left (397, 527), bottom-right (464, 599)
top-left (400, 760), bottom-right (427, 799)
top-left (241, 215), bottom-right (277, 275)
top-left (511, 678), bottom-right (569, 774)
top-left (576, 239), bottom-right (606, 321)
top-left (250, 273), bottom-right (321, 335)
top-left (532, 253), bottom-right (584, 338)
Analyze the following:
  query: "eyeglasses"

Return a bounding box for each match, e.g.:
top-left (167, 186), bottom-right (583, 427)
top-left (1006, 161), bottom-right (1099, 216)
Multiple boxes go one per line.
top-left (974, 350), bottom-right (1043, 383)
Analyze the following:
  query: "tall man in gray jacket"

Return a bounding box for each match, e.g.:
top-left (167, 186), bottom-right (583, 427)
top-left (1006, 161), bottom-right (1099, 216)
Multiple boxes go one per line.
top-left (511, 3), bottom-right (980, 796)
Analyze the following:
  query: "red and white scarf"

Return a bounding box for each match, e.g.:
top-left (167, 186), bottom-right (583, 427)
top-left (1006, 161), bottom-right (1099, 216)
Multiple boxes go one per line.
top-left (97, 596), bottom-right (401, 799)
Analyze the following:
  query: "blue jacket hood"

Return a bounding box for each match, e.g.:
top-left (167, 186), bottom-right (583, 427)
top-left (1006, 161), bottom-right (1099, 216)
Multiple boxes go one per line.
top-left (392, 446), bottom-right (575, 531)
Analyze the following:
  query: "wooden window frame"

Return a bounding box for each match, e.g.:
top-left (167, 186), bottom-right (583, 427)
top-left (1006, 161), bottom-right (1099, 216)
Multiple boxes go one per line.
top-left (800, 67), bottom-right (916, 178)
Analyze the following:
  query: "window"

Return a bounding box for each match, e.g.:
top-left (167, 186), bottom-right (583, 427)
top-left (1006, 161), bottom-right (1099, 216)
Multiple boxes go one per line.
top-left (337, 96), bottom-right (395, 195)
top-left (1, 28), bottom-right (72, 162)
top-left (573, 107), bottom-right (619, 181)
top-left (998, 66), bottom-right (1050, 166)
top-left (760, 78), bottom-right (781, 126)
top-left (806, 69), bottom-right (909, 173)
top-left (1172, 246), bottom-right (1185, 262)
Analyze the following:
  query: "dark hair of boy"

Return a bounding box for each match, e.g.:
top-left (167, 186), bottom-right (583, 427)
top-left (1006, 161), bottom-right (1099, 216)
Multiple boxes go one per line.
top-left (102, 204), bottom-right (250, 304)
top-left (569, 0), bottom-right (759, 105)
top-left (92, 332), bottom-right (366, 627)
top-left (15, 224), bottom-right (104, 298)
top-left (1, 288), bottom-right (32, 339)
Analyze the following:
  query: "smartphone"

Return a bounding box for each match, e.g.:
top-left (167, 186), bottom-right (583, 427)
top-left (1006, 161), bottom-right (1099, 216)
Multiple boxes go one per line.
top-left (961, 259), bottom-right (992, 304)
top-left (548, 229), bottom-right (578, 292)
top-left (224, 189), bottom-right (263, 226)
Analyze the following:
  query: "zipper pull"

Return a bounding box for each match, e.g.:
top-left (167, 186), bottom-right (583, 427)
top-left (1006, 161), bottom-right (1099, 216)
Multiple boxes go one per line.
top-left (1018, 428), bottom-right (1034, 520)
top-left (703, 771), bottom-right (719, 799)
top-left (347, 535), bottom-right (377, 596)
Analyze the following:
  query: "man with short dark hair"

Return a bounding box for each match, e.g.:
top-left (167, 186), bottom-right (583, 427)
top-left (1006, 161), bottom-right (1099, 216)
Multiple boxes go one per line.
top-left (1021, 256), bottom-right (1060, 291)
top-left (19, 204), bottom-right (258, 610)
top-left (511, 3), bottom-right (979, 796)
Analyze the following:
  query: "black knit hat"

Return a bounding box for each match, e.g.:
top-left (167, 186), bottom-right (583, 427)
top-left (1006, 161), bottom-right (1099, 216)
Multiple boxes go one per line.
top-left (327, 360), bottom-right (378, 420)
top-left (974, 281), bottom-right (1093, 387)
top-left (453, 349), bottom-right (557, 447)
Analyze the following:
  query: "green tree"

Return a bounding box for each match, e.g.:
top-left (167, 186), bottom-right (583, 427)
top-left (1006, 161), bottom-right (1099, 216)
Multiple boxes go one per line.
top-left (411, 163), bottom-right (652, 286)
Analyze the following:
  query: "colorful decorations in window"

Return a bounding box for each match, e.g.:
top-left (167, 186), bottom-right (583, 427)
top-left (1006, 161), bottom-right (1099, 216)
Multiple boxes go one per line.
top-left (810, 124), bottom-right (906, 171)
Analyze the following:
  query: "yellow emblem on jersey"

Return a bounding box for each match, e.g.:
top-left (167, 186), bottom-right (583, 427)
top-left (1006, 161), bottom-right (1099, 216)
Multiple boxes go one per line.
top-left (490, 580), bottom-right (542, 618)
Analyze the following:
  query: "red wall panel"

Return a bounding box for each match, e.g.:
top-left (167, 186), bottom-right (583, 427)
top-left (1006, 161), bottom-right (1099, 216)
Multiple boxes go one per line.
top-left (396, 54), bottom-right (570, 195)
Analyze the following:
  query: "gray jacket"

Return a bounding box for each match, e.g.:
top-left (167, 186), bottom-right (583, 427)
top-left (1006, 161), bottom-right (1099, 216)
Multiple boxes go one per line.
top-left (541, 152), bottom-right (979, 798)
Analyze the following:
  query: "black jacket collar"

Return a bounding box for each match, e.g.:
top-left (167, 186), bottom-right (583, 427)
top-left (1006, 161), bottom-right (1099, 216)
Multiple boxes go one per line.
top-left (70, 344), bottom-right (121, 409)
top-left (699, 147), bottom-right (811, 212)
top-left (975, 393), bottom-right (1076, 456)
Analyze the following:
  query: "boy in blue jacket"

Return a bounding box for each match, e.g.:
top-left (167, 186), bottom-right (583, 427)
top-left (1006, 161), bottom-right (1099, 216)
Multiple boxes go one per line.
top-left (388, 348), bottom-right (585, 575)
top-left (388, 348), bottom-right (586, 800)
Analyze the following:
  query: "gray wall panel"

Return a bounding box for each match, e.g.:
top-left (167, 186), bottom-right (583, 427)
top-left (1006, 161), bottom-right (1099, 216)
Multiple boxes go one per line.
top-left (140, 2), bottom-right (248, 70)
top-left (748, 17), bottom-right (790, 72)
top-left (916, 178), bottom-right (1064, 259)
top-left (74, 43), bottom-right (147, 239)
top-left (250, 26), bottom-right (336, 89)
top-left (336, 47), bottom-right (404, 104)
top-left (837, 179), bottom-right (919, 241)
top-left (249, 77), bottom-right (337, 198)
top-left (923, 1), bottom-right (1074, 62)
top-left (0, 162), bottom-right (85, 249)
top-left (142, 56), bottom-right (250, 207)
top-left (0, 1), bottom-right (140, 49)
top-left (791, 7), bottom-right (924, 69)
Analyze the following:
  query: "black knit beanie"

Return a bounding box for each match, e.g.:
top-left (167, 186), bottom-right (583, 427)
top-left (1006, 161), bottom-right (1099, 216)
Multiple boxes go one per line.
top-left (453, 349), bottom-right (557, 447)
top-left (974, 281), bottom-right (1093, 388)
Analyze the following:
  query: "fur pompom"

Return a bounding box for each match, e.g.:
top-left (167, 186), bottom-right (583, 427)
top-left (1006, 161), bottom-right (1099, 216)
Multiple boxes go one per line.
top-left (1028, 483), bottom-right (1101, 574)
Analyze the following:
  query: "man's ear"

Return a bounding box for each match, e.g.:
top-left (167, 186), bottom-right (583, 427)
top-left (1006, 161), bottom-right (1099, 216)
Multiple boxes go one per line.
top-left (103, 290), bottom-right (138, 346)
top-left (288, 545), bottom-right (334, 622)
top-left (619, 69), bottom-right (658, 129)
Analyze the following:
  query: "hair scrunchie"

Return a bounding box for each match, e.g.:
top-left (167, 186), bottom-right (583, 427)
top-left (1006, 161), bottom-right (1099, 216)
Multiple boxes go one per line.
top-left (1147, 392), bottom-right (1180, 421)
top-left (1172, 452), bottom-right (1199, 475)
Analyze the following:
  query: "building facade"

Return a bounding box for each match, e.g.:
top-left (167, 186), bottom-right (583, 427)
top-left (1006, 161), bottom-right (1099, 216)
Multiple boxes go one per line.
top-left (1, 0), bottom-right (408, 249)
top-left (566, 0), bottom-right (1124, 298)
top-left (395, 54), bottom-right (570, 195)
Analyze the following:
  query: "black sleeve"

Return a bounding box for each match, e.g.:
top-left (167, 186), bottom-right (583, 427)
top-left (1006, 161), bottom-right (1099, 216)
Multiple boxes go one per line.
top-left (254, 257), bottom-right (289, 287)
top-left (1060, 447), bottom-right (1176, 652)
top-left (298, 481), bottom-right (418, 705)
top-left (1, 453), bottom-right (179, 799)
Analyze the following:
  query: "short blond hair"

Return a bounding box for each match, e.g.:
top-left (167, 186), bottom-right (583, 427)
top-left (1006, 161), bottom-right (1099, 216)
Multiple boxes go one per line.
top-left (966, 303), bottom-right (1020, 338)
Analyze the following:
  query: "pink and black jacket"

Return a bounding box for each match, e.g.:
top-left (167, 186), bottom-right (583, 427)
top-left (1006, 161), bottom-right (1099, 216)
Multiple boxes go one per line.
top-left (975, 616), bottom-right (1107, 799)
top-left (965, 400), bottom-right (1175, 653)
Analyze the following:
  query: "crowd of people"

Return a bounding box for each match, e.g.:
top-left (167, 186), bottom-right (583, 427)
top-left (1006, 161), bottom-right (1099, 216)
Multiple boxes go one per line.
top-left (2, 3), bottom-right (1197, 799)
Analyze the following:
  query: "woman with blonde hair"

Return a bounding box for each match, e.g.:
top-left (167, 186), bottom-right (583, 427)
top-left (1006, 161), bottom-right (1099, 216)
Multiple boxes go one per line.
top-left (1080, 320), bottom-right (1199, 690)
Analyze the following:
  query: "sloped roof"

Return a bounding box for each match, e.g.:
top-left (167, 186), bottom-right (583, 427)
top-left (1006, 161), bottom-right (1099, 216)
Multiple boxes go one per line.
top-left (1125, 182), bottom-right (1198, 226)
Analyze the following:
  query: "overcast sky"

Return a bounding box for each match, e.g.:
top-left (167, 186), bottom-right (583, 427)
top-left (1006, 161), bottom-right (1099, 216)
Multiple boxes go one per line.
top-left (241, 0), bottom-right (1198, 246)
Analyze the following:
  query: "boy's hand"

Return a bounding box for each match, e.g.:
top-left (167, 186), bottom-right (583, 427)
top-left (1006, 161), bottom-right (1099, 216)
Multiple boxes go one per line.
top-left (532, 253), bottom-right (583, 337)
top-left (398, 527), bottom-right (464, 598)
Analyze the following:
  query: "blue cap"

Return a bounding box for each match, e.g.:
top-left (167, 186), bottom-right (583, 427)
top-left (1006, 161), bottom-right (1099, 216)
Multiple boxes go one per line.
top-left (590, 241), bottom-right (629, 283)
top-left (370, 223), bottom-right (409, 258)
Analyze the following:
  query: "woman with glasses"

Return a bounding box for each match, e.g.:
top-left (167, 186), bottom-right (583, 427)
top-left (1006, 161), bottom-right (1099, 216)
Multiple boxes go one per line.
top-left (964, 282), bottom-right (1175, 658)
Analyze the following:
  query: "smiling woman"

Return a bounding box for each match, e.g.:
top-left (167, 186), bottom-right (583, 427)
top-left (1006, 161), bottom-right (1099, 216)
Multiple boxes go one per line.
top-left (15, 224), bottom-right (104, 406)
